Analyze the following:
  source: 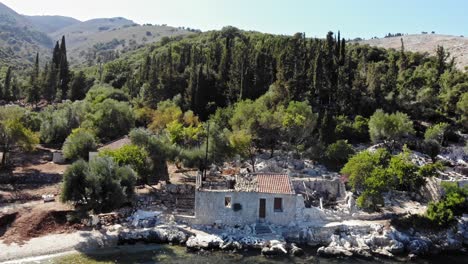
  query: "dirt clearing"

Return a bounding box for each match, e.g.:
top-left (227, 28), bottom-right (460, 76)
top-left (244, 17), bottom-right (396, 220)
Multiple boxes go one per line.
top-left (0, 202), bottom-right (82, 245)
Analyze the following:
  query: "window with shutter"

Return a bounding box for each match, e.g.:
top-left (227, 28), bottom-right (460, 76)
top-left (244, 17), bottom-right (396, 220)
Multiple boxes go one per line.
top-left (274, 197), bottom-right (283, 212)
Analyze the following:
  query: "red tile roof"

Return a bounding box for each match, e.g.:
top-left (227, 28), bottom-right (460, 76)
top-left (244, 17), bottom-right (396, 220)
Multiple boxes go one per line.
top-left (256, 173), bottom-right (295, 195)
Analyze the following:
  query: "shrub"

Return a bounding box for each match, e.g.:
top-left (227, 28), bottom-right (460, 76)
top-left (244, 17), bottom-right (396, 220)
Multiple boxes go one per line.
top-left (179, 147), bottom-right (205, 169)
top-left (324, 140), bottom-right (355, 169)
top-left (368, 109), bottom-right (414, 148)
top-left (341, 148), bottom-right (390, 192)
top-left (424, 122), bottom-right (449, 145)
top-left (86, 99), bottom-right (135, 141)
top-left (62, 129), bottom-right (97, 160)
top-left (426, 183), bottom-right (468, 226)
top-left (61, 157), bottom-right (136, 213)
top-left (99, 144), bottom-right (149, 184)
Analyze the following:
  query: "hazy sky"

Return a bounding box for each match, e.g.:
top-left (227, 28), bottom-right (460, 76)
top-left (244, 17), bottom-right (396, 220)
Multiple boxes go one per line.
top-left (2, 0), bottom-right (467, 39)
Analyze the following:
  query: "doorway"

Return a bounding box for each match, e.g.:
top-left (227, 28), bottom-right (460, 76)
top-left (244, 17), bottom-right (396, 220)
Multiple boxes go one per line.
top-left (259, 198), bottom-right (266, 219)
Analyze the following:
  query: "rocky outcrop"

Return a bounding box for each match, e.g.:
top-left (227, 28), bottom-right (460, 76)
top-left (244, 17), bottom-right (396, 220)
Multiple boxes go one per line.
top-left (118, 226), bottom-right (188, 244)
top-left (114, 215), bottom-right (468, 259)
top-left (291, 219), bottom-right (468, 259)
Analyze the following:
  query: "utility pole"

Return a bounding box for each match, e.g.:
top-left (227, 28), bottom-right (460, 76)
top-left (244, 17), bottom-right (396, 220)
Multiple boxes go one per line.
top-left (203, 122), bottom-right (210, 179)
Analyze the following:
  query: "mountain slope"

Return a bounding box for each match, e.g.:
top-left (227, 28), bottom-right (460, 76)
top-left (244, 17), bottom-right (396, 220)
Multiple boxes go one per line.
top-left (0, 2), bottom-right (52, 67)
top-left (25, 15), bottom-right (80, 33)
top-left (49, 17), bottom-right (136, 43)
top-left (64, 24), bottom-right (191, 65)
top-left (359, 34), bottom-right (468, 70)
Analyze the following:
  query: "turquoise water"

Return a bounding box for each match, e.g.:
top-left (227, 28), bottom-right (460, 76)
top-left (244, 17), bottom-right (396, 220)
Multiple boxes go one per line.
top-left (31, 244), bottom-right (467, 264)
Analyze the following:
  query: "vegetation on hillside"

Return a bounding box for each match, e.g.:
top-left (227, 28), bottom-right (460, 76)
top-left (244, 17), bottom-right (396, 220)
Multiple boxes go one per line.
top-left (0, 26), bottom-right (467, 216)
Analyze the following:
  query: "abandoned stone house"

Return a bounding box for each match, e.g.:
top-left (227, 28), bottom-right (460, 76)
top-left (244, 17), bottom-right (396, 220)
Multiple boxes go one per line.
top-left (193, 173), bottom-right (306, 225)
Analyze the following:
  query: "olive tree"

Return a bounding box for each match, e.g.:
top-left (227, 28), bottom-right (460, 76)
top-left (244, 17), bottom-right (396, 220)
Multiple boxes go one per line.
top-left (62, 129), bottom-right (97, 160)
top-left (61, 157), bottom-right (136, 212)
top-left (368, 109), bottom-right (414, 150)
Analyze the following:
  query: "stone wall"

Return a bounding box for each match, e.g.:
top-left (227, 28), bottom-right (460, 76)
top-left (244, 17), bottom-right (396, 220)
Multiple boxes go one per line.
top-left (193, 190), bottom-right (302, 225)
top-left (292, 178), bottom-right (345, 203)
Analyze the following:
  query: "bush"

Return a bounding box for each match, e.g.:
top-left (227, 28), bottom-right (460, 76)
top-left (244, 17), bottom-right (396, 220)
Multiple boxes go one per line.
top-left (62, 129), bottom-right (97, 160)
top-left (40, 101), bottom-right (84, 144)
top-left (86, 99), bottom-right (135, 141)
top-left (324, 140), bottom-right (355, 169)
top-left (425, 183), bottom-right (468, 226)
top-left (179, 147), bottom-right (205, 169)
top-left (341, 149), bottom-right (390, 192)
top-left (424, 122), bottom-right (449, 145)
top-left (335, 115), bottom-right (369, 143)
top-left (99, 144), bottom-right (149, 184)
top-left (368, 109), bottom-right (414, 148)
top-left (61, 157), bottom-right (136, 213)
top-left (85, 84), bottom-right (129, 104)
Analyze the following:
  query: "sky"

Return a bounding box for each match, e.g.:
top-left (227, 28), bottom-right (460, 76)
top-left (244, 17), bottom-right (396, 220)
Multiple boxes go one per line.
top-left (2, 0), bottom-right (467, 39)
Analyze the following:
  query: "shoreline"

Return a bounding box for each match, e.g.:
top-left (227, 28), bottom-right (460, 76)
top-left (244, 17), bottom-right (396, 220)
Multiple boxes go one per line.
top-left (1, 218), bottom-right (467, 263)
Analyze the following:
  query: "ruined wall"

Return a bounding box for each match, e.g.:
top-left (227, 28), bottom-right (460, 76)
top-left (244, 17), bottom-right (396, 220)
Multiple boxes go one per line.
top-left (194, 190), bottom-right (301, 225)
top-left (292, 178), bottom-right (346, 202)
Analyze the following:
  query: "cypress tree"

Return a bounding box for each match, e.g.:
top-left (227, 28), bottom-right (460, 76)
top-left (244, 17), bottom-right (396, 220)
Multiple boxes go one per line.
top-left (59, 36), bottom-right (70, 100)
top-left (52, 41), bottom-right (61, 68)
top-left (44, 63), bottom-right (57, 102)
top-left (399, 38), bottom-right (407, 71)
top-left (3, 67), bottom-right (12, 101)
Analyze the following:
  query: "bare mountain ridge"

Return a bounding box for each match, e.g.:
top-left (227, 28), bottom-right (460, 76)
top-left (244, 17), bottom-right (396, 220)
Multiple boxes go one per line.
top-left (359, 34), bottom-right (468, 71)
top-left (25, 15), bottom-right (81, 34)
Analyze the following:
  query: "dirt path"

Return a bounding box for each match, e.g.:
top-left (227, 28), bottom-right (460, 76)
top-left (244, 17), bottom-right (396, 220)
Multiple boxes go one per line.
top-left (0, 230), bottom-right (118, 262)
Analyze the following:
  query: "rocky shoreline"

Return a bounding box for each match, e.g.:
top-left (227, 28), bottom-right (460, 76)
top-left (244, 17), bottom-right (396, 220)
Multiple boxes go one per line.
top-left (113, 215), bottom-right (468, 260)
top-left (1, 216), bottom-right (466, 262)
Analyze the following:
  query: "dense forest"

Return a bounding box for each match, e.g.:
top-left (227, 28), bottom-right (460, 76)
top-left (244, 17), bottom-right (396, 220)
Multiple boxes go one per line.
top-left (1, 27), bottom-right (467, 214)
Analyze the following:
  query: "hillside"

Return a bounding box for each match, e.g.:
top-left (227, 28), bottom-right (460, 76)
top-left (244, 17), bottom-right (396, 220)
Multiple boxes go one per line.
top-left (359, 34), bottom-right (468, 70)
top-left (64, 24), bottom-right (191, 65)
top-left (47, 17), bottom-right (190, 65)
top-left (0, 2), bottom-right (191, 67)
top-left (0, 2), bottom-right (52, 68)
top-left (25, 15), bottom-right (80, 33)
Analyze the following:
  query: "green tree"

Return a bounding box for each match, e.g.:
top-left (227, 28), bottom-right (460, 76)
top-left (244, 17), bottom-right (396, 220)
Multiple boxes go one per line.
top-left (457, 92), bottom-right (468, 130)
top-left (0, 107), bottom-right (39, 167)
top-left (129, 128), bottom-right (174, 183)
top-left (61, 157), bottom-right (136, 212)
top-left (69, 71), bottom-right (92, 101)
top-left (227, 129), bottom-right (256, 171)
top-left (426, 183), bottom-right (468, 226)
top-left (86, 99), bottom-right (134, 141)
top-left (99, 144), bottom-right (149, 184)
top-left (2, 67), bottom-right (12, 101)
top-left (325, 140), bottom-right (355, 169)
top-left (40, 101), bottom-right (84, 144)
top-left (424, 122), bottom-right (449, 145)
top-left (368, 109), bottom-right (414, 149)
top-left (58, 36), bottom-right (70, 100)
top-left (26, 53), bottom-right (41, 107)
top-left (62, 129), bottom-right (97, 160)
top-left (281, 101), bottom-right (318, 154)
top-left (341, 148), bottom-right (390, 192)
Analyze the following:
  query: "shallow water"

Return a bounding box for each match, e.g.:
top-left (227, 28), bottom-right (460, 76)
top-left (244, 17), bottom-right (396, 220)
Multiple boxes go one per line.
top-left (29, 244), bottom-right (467, 264)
